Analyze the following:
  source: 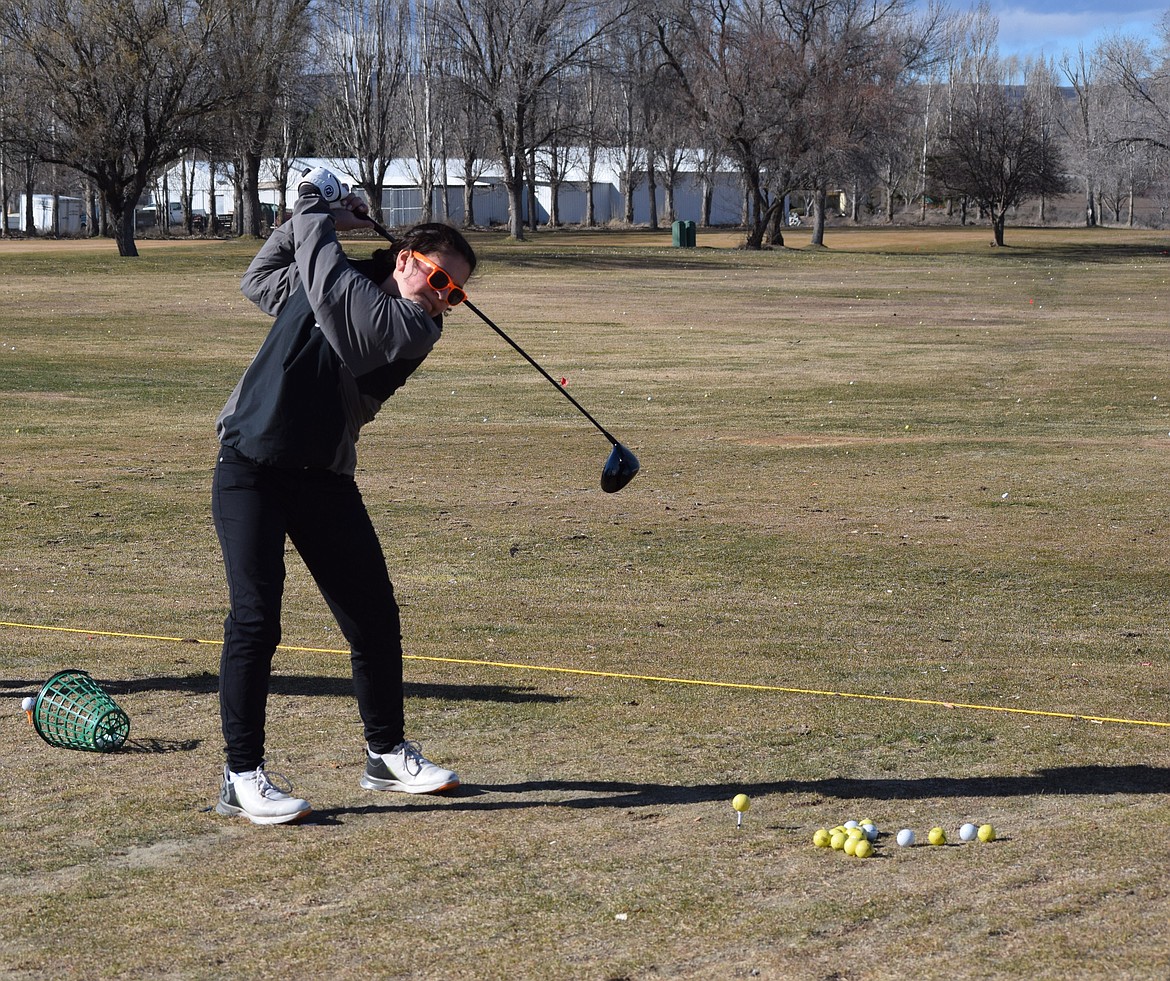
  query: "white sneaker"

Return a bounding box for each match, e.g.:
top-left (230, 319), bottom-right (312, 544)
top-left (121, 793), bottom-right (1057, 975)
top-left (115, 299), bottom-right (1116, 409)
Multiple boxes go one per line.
top-left (215, 764), bottom-right (312, 825)
top-left (360, 741), bottom-right (460, 794)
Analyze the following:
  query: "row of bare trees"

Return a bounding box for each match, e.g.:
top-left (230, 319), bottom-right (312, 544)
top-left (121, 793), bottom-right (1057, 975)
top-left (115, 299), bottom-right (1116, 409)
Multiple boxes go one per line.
top-left (0, 0), bottom-right (1167, 256)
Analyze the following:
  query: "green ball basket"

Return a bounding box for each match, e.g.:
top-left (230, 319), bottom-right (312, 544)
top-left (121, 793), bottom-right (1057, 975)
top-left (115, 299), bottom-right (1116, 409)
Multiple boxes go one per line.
top-left (32, 669), bottom-right (130, 752)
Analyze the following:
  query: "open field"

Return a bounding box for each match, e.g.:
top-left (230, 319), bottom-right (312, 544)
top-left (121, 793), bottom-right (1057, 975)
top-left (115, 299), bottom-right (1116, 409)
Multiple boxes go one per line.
top-left (1, 224), bottom-right (1169, 979)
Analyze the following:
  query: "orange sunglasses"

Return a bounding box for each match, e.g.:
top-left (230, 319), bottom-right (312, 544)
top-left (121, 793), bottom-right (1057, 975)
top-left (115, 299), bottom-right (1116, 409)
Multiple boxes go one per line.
top-left (410, 251), bottom-right (468, 306)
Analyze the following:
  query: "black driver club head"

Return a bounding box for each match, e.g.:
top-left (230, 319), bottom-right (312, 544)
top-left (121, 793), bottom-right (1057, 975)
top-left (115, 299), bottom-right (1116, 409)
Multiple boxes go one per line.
top-left (601, 442), bottom-right (640, 493)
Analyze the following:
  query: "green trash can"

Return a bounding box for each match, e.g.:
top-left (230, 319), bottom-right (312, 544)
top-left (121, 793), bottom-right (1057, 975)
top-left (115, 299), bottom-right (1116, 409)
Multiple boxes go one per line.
top-left (672, 220), bottom-right (696, 248)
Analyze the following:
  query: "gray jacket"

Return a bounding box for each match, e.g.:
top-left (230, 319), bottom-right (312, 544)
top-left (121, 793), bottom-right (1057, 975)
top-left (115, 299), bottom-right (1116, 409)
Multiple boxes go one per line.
top-left (216, 195), bottom-right (441, 475)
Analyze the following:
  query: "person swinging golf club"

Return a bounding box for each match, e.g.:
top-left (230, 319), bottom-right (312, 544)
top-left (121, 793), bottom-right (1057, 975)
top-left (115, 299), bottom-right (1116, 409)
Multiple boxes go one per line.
top-left (212, 166), bottom-right (474, 824)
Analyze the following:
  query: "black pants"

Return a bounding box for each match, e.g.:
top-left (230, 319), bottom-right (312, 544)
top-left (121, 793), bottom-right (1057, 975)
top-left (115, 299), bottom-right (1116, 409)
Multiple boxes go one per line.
top-left (211, 445), bottom-right (405, 772)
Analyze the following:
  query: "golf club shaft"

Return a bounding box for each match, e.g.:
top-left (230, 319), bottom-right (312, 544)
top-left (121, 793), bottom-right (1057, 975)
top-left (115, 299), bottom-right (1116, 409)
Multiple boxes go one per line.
top-left (366, 216), bottom-right (621, 447)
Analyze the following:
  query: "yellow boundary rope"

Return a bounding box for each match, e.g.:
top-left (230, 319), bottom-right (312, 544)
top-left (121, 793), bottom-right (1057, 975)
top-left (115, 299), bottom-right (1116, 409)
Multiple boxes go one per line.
top-left (4, 619), bottom-right (1168, 729)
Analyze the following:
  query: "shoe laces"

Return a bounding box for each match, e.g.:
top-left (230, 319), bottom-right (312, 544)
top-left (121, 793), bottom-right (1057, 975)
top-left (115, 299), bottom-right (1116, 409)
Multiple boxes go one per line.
top-left (396, 740), bottom-right (426, 776)
top-left (252, 765), bottom-right (295, 799)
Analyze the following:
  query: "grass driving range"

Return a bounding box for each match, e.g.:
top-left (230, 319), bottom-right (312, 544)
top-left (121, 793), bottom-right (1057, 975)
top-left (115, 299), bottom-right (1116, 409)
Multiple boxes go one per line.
top-left (1, 225), bottom-right (1168, 979)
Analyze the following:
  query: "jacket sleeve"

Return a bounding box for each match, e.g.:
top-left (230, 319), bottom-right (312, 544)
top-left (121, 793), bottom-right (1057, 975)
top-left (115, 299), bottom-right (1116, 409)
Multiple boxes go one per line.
top-left (289, 195), bottom-right (442, 377)
top-left (240, 220), bottom-right (299, 316)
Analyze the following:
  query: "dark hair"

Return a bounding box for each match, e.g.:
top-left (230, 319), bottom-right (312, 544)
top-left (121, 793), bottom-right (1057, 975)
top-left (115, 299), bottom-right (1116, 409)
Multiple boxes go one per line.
top-left (399, 222), bottom-right (477, 274)
top-left (359, 222), bottom-right (477, 285)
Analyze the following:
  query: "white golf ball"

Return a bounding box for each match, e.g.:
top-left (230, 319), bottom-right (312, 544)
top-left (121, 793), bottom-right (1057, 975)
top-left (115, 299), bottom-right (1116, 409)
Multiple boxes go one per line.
top-left (861, 822), bottom-right (879, 841)
top-left (959, 823), bottom-right (978, 841)
top-left (896, 828), bottom-right (915, 847)
top-left (843, 820), bottom-right (860, 830)
top-left (21, 696), bottom-right (35, 712)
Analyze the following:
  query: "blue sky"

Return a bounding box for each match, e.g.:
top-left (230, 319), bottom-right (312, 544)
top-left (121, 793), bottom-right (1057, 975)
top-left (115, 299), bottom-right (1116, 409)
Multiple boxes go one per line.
top-left (971, 1), bottom-right (1167, 60)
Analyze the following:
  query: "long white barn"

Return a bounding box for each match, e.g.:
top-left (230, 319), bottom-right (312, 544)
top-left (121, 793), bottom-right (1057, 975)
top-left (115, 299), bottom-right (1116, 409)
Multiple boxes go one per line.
top-left (162, 153), bottom-right (746, 228)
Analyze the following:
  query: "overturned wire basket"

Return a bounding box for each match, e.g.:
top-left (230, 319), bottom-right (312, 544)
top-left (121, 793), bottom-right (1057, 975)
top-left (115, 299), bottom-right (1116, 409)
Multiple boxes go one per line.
top-left (32, 669), bottom-right (130, 752)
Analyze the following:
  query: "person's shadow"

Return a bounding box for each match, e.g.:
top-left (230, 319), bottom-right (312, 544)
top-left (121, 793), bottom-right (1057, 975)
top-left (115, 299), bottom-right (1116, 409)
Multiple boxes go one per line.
top-left (306, 765), bottom-right (1170, 823)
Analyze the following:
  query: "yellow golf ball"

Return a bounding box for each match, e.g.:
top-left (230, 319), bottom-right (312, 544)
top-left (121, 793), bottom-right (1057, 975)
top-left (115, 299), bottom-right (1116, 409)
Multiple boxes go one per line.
top-left (830, 832), bottom-right (847, 851)
top-left (847, 827), bottom-right (865, 840)
top-left (813, 829), bottom-right (832, 848)
top-left (928, 826), bottom-right (947, 846)
top-left (854, 839), bottom-right (874, 859)
top-left (844, 835), bottom-right (859, 856)
top-left (731, 794), bottom-right (751, 813)
top-left (978, 823), bottom-right (996, 842)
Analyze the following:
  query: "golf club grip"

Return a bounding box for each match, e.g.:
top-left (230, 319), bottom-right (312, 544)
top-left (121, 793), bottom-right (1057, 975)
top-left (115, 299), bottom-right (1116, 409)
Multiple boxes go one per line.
top-left (367, 219), bottom-right (619, 446)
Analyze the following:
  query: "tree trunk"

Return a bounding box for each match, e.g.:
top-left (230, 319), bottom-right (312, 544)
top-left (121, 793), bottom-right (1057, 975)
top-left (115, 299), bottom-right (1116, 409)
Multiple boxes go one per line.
top-left (0, 146), bottom-right (7, 239)
top-left (991, 211), bottom-right (1006, 246)
top-left (507, 173), bottom-right (524, 239)
top-left (646, 159), bottom-right (658, 230)
top-left (112, 203), bottom-right (139, 257)
top-left (585, 146), bottom-right (596, 226)
top-left (88, 185), bottom-right (100, 237)
top-left (766, 206), bottom-right (785, 246)
top-left (241, 151), bottom-right (263, 237)
top-left (810, 187), bottom-right (827, 246)
top-left (463, 153), bottom-right (476, 228)
top-left (525, 146), bottom-right (538, 230)
top-left (207, 159), bottom-right (219, 235)
top-left (23, 173), bottom-right (35, 234)
top-left (548, 178), bottom-right (561, 227)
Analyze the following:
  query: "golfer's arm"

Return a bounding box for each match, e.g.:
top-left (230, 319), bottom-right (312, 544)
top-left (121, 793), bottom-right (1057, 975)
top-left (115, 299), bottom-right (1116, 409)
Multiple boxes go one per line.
top-left (291, 202), bottom-right (441, 373)
top-left (240, 221), bottom-right (299, 316)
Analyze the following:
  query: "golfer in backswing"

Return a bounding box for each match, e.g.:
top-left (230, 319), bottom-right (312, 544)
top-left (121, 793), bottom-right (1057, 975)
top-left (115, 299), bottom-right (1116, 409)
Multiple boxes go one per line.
top-left (212, 166), bottom-right (475, 824)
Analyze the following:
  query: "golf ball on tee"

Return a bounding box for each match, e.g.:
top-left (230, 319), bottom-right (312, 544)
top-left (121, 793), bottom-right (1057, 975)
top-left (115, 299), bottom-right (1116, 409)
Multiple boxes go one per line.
top-left (896, 828), bottom-right (915, 847)
top-left (731, 794), bottom-right (750, 813)
top-left (959, 823), bottom-right (978, 841)
top-left (21, 696), bottom-right (35, 712)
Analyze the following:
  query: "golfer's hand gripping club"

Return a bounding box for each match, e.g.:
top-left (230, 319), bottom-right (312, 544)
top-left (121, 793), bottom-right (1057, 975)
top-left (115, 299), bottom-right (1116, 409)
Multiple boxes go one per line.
top-left (298, 166), bottom-right (347, 206)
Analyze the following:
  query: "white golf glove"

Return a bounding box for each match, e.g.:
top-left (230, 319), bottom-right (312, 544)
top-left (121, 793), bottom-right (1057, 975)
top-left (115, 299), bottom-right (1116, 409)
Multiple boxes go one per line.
top-left (298, 166), bottom-right (348, 205)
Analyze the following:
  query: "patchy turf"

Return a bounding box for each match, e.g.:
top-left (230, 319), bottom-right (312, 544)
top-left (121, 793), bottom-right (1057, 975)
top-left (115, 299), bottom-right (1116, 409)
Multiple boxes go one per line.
top-left (1, 224), bottom-right (1169, 980)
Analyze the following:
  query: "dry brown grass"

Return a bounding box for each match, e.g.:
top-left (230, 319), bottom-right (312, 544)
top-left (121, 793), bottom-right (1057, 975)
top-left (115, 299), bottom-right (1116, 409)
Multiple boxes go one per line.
top-left (1, 224), bottom-right (1169, 980)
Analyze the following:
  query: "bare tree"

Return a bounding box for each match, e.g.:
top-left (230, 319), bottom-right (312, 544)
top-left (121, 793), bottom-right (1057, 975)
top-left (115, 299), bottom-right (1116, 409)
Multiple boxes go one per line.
top-left (0, 31), bottom-right (33, 238)
top-left (1100, 16), bottom-right (1170, 157)
top-left (652, 0), bottom-right (795, 247)
top-left (319, 0), bottom-right (410, 225)
top-left (536, 73), bottom-right (582, 227)
top-left (445, 0), bottom-right (630, 240)
top-left (446, 42), bottom-right (493, 228)
top-left (218, 0), bottom-right (312, 238)
top-left (655, 0), bottom-right (936, 249)
top-left (1060, 45), bottom-right (1104, 227)
top-left (0, 0), bottom-right (234, 256)
top-left (1023, 56), bottom-right (1062, 225)
top-left (930, 61), bottom-right (1069, 245)
top-left (404, 0), bottom-right (443, 224)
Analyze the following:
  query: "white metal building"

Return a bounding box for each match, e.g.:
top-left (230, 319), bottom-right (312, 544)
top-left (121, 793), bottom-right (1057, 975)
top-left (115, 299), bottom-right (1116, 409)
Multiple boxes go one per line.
top-left (161, 154), bottom-right (745, 228)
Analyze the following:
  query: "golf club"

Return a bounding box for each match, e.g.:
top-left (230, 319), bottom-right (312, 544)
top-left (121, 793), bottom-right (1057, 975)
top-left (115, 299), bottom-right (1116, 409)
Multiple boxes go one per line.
top-left (365, 217), bottom-right (640, 493)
